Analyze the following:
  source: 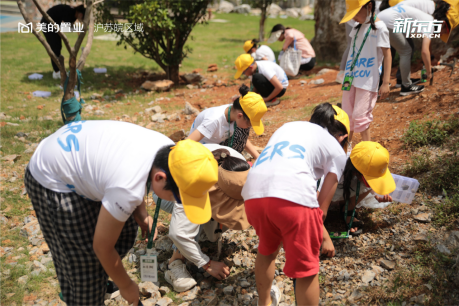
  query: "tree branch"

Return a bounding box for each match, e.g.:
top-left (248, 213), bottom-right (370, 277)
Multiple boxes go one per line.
top-left (74, 0), bottom-right (93, 55)
top-left (17, 0), bottom-right (63, 73)
top-left (31, 0), bottom-right (73, 56)
top-left (76, 8), bottom-right (95, 70)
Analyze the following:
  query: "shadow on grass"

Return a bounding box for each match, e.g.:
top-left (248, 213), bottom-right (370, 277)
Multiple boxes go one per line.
top-left (18, 65), bottom-right (161, 97)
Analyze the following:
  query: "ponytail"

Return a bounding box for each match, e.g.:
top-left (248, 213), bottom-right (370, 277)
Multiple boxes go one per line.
top-left (212, 149), bottom-right (250, 172)
top-left (270, 24), bottom-right (286, 35)
top-left (433, 1), bottom-right (451, 30)
top-left (233, 84), bottom-right (250, 121)
top-left (342, 158), bottom-right (361, 206)
top-left (310, 103), bottom-right (349, 150)
top-left (355, 0), bottom-right (377, 31)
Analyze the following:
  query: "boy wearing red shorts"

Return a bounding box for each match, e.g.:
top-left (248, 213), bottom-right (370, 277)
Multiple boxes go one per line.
top-left (242, 109), bottom-right (349, 305)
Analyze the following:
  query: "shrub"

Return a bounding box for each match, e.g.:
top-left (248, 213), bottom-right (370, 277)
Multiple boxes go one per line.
top-left (402, 117), bottom-right (459, 148)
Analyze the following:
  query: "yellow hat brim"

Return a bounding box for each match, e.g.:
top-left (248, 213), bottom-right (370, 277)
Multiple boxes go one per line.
top-left (179, 188), bottom-right (212, 225)
top-left (340, 6), bottom-right (362, 24)
top-left (234, 69), bottom-right (244, 79)
top-left (364, 167), bottom-right (396, 196)
top-left (251, 119), bottom-right (264, 135)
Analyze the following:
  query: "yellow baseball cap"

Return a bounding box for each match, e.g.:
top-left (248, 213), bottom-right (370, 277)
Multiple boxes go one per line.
top-left (332, 105), bottom-right (350, 135)
top-left (350, 141), bottom-right (396, 195)
top-left (169, 139), bottom-right (218, 224)
top-left (243, 40), bottom-right (255, 53)
top-left (234, 54), bottom-right (255, 79)
top-left (388, 0), bottom-right (404, 7)
top-left (340, 0), bottom-right (371, 24)
top-left (441, 0), bottom-right (459, 43)
top-left (239, 92), bottom-right (267, 135)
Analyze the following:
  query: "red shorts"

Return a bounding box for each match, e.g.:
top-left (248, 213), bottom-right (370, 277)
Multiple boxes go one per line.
top-left (245, 197), bottom-right (323, 279)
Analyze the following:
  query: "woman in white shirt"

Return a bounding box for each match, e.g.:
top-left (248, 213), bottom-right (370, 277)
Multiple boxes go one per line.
top-left (243, 39), bottom-right (276, 62)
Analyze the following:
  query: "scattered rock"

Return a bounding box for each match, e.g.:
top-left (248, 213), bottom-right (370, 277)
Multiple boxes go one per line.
top-left (183, 102), bottom-right (200, 115)
top-left (94, 110), bottom-right (105, 116)
top-left (349, 289), bottom-right (363, 301)
top-left (155, 236), bottom-right (174, 251)
top-left (362, 270), bottom-right (376, 283)
top-left (181, 73), bottom-right (204, 84)
top-left (145, 106), bottom-right (162, 115)
top-left (18, 275), bottom-right (28, 285)
top-left (168, 130), bottom-right (186, 142)
top-left (437, 244), bottom-right (451, 254)
top-left (159, 286), bottom-right (170, 296)
top-left (2, 155), bottom-right (21, 162)
top-left (141, 80), bottom-right (174, 92)
top-left (155, 297), bottom-right (173, 306)
top-left (414, 233), bottom-right (429, 242)
top-left (223, 285), bottom-right (233, 295)
top-left (207, 64), bottom-right (218, 73)
top-left (20, 220), bottom-right (41, 238)
top-left (166, 113), bottom-right (181, 121)
top-left (310, 79), bottom-right (325, 85)
top-left (317, 68), bottom-right (335, 76)
top-left (379, 259), bottom-right (396, 270)
top-left (139, 281), bottom-right (160, 297)
top-left (414, 213), bottom-right (431, 223)
top-left (218, 0), bottom-right (234, 13)
top-left (151, 113), bottom-right (167, 122)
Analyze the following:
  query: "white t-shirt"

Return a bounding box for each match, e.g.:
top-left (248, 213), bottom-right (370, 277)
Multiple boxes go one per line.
top-left (189, 104), bottom-right (234, 145)
top-left (252, 45), bottom-right (276, 62)
top-left (397, 0), bottom-right (435, 15)
top-left (29, 120), bottom-right (174, 222)
top-left (203, 144), bottom-right (245, 161)
top-left (256, 61), bottom-right (289, 88)
top-left (378, 5), bottom-right (434, 30)
top-left (241, 122), bottom-right (347, 208)
top-left (344, 21), bottom-right (390, 92)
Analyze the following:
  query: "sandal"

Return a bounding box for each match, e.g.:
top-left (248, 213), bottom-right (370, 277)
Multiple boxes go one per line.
top-left (265, 99), bottom-right (280, 107)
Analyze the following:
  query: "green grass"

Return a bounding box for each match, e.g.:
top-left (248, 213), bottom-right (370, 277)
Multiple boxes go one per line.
top-left (402, 117), bottom-right (459, 148)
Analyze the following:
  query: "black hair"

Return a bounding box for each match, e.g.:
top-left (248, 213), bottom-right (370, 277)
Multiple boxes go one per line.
top-left (342, 158), bottom-right (363, 206)
top-left (247, 39), bottom-right (259, 53)
top-left (379, 0), bottom-right (390, 11)
top-left (433, 1), bottom-right (451, 31)
top-left (233, 84), bottom-right (250, 122)
top-left (152, 145), bottom-right (179, 197)
top-left (270, 24), bottom-right (291, 35)
top-left (310, 103), bottom-right (349, 149)
top-left (355, 1), bottom-right (377, 31)
top-left (212, 149), bottom-right (250, 172)
top-left (74, 5), bottom-right (86, 19)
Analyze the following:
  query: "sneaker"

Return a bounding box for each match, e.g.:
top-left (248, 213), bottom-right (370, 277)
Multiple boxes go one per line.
top-left (335, 70), bottom-right (345, 84)
top-left (52, 71), bottom-right (61, 79)
top-left (270, 284), bottom-right (282, 306)
top-left (400, 84), bottom-right (425, 96)
top-left (265, 99), bottom-right (280, 107)
top-left (164, 260), bottom-right (197, 292)
top-left (395, 78), bottom-right (421, 88)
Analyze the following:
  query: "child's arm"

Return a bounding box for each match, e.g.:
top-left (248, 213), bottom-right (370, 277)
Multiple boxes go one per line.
top-left (187, 129), bottom-right (205, 142)
top-left (244, 139), bottom-right (260, 159)
top-left (421, 37), bottom-right (432, 81)
top-left (93, 207), bottom-right (139, 305)
top-left (379, 47), bottom-right (392, 100)
top-left (264, 75), bottom-right (283, 102)
top-left (133, 200), bottom-right (156, 241)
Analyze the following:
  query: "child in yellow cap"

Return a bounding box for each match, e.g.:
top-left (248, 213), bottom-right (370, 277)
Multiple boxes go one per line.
top-left (188, 85), bottom-right (267, 159)
top-left (243, 39), bottom-right (276, 62)
top-left (337, 141), bottom-right (396, 234)
top-left (234, 54), bottom-right (288, 107)
top-left (340, 0), bottom-right (391, 143)
top-left (242, 103), bottom-right (350, 306)
top-left (24, 120), bottom-right (217, 306)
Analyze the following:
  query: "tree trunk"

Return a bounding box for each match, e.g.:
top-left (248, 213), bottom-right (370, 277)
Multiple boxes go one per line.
top-left (259, 1), bottom-right (267, 41)
top-left (168, 65), bottom-right (180, 84)
top-left (311, 0), bottom-right (347, 63)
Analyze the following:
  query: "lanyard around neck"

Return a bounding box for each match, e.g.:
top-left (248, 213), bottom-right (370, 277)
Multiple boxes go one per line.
top-left (227, 106), bottom-right (235, 148)
top-left (344, 181), bottom-right (360, 231)
top-left (349, 17), bottom-right (376, 72)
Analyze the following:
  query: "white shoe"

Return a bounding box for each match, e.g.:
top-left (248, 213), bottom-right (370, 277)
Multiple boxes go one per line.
top-left (258, 284), bottom-right (282, 306)
top-left (335, 70), bottom-right (344, 84)
top-left (270, 284), bottom-right (282, 306)
top-left (53, 71), bottom-right (61, 79)
top-left (164, 260), bottom-right (197, 292)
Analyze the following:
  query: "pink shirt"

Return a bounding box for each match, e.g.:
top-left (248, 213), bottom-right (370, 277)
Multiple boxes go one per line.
top-left (283, 28), bottom-right (316, 59)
